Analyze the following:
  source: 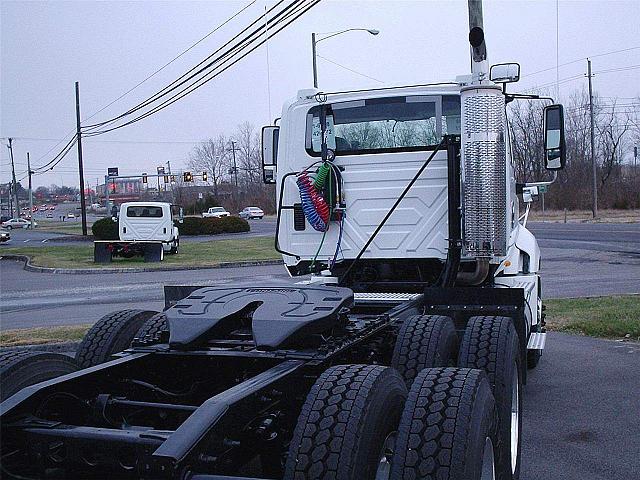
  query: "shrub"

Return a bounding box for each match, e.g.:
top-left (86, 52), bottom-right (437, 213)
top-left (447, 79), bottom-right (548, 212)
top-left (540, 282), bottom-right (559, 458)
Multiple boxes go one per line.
top-left (91, 217), bottom-right (119, 240)
top-left (179, 217), bottom-right (202, 236)
top-left (177, 216), bottom-right (250, 236)
top-left (217, 216), bottom-right (250, 233)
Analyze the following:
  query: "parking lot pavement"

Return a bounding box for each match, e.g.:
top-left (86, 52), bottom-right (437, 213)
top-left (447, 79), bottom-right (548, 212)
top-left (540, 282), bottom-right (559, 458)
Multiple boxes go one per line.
top-left (522, 333), bottom-right (640, 480)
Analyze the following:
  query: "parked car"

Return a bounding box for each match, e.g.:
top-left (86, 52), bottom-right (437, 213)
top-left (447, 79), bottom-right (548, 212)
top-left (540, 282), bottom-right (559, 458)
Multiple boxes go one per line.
top-left (49, 205), bottom-right (56, 210)
top-left (0, 229), bottom-right (10, 243)
top-left (1, 218), bottom-right (37, 229)
top-left (239, 206), bottom-right (264, 219)
top-left (46, 212), bottom-right (53, 218)
top-left (202, 207), bottom-right (230, 218)
top-left (67, 213), bottom-right (76, 219)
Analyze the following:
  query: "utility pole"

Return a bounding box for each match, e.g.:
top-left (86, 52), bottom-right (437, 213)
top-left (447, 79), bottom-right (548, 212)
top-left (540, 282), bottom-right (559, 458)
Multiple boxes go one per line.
top-left (75, 82), bottom-right (88, 235)
top-left (587, 59), bottom-right (597, 219)
top-left (27, 152), bottom-right (34, 229)
top-left (230, 141), bottom-right (239, 187)
top-left (7, 138), bottom-right (19, 218)
top-left (311, 32), bottom-right (318, 88)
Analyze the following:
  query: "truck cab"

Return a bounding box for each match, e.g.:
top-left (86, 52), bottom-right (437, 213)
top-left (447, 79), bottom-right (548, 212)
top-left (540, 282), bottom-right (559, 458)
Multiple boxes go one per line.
top-left (93, 202), bottom-right (183, 263)
top-left (119, 202), bottom-right (180, 251)
top-left (262, 70), bottom-right (566, 371)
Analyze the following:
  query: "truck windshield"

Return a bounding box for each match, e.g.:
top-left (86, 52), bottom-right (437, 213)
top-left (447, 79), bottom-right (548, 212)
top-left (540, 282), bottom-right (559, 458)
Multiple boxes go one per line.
top-left (306, 95), bottom-right (460, 155)
top-left (126, 206), bottom-right (163, 218)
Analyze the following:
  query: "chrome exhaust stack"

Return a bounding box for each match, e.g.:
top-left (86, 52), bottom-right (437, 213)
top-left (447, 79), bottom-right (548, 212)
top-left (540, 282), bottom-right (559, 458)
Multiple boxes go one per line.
top-left (461, 0), bottom-right (508, 258)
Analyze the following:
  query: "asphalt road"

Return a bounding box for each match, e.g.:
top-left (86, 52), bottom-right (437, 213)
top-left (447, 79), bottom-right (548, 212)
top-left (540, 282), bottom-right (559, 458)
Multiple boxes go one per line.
top-left (0, 216), bottom-right (277, 246)
top-left (1, 223), bottom-right (639, 480)
top-left (522, 332), bottom-right (640, 480)
top-left (1, 221), bottom-right (638, 330)
top-left (528, 222), bottom-right (640, 298)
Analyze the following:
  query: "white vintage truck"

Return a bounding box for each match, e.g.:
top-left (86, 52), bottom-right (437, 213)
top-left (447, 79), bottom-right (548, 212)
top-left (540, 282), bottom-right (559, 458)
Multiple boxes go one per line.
top-left (94, 201), bottom-right (182, 263)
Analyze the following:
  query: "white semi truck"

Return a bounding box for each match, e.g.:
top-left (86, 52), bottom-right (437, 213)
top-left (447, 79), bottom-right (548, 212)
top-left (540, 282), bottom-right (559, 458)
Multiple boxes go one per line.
top-left (0, 2), bottom-right (565, 479)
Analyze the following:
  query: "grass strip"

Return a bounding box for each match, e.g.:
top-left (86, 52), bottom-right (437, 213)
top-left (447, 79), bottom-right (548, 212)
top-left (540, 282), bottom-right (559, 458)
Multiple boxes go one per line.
top-left (0, 237), bottom-right (279, 269)
top-left (545, 295), bottom-right (640, 340)
top-left (1, 325), bottom-right (90, 347)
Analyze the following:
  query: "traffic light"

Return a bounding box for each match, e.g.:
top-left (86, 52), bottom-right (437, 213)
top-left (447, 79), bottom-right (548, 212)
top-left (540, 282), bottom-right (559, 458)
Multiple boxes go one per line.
top-left (164, 175), bottom-right (169, 184)
top-left (183, 171), bottom-right (193, 182)
top-left (142, 173), bottom-right (148, 184)
top-left (202, 171), bottom-right (208, 182)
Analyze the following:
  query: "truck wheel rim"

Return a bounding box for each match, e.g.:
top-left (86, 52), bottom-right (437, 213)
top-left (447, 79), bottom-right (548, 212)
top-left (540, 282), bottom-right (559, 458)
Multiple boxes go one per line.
top-left (481, 436), bottom-right (496, 480)
top-left (375, 431), bottom-right (396, 480)
top-left (511, 367), bottom-right (519, 472)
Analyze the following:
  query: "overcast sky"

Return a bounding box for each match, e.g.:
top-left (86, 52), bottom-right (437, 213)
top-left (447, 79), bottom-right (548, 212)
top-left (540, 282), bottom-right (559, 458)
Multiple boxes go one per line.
top-left (1, 0), bottom-right (638, 188)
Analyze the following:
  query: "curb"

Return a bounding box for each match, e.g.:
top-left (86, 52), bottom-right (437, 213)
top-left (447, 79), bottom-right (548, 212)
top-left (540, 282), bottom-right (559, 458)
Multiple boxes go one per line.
top-left (0, 254), bottom-right (282, 274)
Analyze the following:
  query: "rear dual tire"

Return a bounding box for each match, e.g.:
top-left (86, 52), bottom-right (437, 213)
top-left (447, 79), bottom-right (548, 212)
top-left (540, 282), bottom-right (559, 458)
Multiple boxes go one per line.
top-left (458, 316), bottom-right (522, 480)
top-left (285, 365), bottom-right (499, 480)
top-left (391, 314), bottom-right (458, 386)
top-left (75, 309), bottom-right (158, 368)
top-left (0, 351), bottom-right (78, 402)
top-left (391, 367), bottom-right (498, 480)
top-left (284, 365), bottom-right (407, 480)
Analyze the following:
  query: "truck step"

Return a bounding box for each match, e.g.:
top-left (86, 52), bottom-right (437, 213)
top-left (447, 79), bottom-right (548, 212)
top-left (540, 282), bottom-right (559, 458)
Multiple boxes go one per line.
top-left (527, 332), bottom-right (546, 350)
top-left (354, 292), bottom-right (420, 304)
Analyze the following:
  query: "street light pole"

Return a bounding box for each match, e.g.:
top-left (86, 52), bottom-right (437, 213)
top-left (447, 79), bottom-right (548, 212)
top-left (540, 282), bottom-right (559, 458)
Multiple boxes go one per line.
top-left (311, 28), bottom-right (379, 88)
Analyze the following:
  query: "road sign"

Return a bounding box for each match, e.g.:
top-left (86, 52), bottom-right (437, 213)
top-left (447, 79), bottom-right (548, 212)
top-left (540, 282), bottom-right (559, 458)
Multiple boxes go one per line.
top-left (538, 185), bottom-right (548, 193)
top-left (107, 167), bottom-right (119, 177)
top-left (157, 166), bottom-right (165, 175)
top-left (198, 192), bottom-right (203, 199)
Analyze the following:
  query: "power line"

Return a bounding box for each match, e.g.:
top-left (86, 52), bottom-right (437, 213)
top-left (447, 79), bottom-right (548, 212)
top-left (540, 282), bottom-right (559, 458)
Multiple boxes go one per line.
top-left (84, 0), bottom-right (321, 137)
top-left (31, 135), bottom-right (77, 173)
top-left (521, 45), bottom-right (640, 79)
top-left (594, 64), bottom-right (640, 75)
top-left (316, 54), bottom-right (385, 84)
top-left (9, 137), bottom-right (203, 144)
top-left (21, 1), bottom-right (259, 169)
top-left (81, 0), bottom-right (258, 124)
top-left (82, 0), bottom-right (294, 132)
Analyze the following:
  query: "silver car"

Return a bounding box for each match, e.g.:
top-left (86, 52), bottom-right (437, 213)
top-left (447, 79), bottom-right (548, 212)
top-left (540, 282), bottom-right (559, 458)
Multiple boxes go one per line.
top-left (1, 218), bottom-right (37, 229)
top-left (239, 207), bottom-right (264, 219)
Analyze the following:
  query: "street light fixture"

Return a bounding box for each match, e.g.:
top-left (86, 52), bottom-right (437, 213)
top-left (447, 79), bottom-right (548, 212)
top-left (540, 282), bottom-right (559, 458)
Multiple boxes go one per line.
top-left (311, 28), bottom-right (380, 88)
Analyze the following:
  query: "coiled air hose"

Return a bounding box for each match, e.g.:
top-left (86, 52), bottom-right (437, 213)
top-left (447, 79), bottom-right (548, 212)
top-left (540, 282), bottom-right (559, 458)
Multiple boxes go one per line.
top-left (297, 168), bottom-right (330, 231)
top-left (313, 162), bottom-right (331, 190)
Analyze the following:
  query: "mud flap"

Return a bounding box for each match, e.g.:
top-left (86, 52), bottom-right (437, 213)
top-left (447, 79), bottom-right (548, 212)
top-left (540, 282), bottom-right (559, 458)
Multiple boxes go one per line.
top-left (143, 243), bottom-right (164, 262)
top-left (94, 242), bottom-right (112, 264)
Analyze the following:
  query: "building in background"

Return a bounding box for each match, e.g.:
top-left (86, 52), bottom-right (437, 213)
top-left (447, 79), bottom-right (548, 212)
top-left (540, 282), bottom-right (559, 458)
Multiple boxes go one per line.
top-left (97, 178), bottom-right (142, 204)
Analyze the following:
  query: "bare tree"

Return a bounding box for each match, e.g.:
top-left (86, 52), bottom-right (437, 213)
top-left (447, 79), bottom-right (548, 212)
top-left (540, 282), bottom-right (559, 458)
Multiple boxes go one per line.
top-left (596, 99), bottom-right (630, 187)
top-left (232, 122), bottom-right (261, 186)
top-left (188, 135), bottom-right (229, 195)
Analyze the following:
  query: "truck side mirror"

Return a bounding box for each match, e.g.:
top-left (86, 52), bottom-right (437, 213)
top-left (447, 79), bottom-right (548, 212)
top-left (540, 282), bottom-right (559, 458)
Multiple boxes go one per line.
top-left (490, 63), bottom-right (520, 84)
top-left (543, 104), bottom-right (566, 170)
top-left (262, 125), bottom-right (279, 184)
